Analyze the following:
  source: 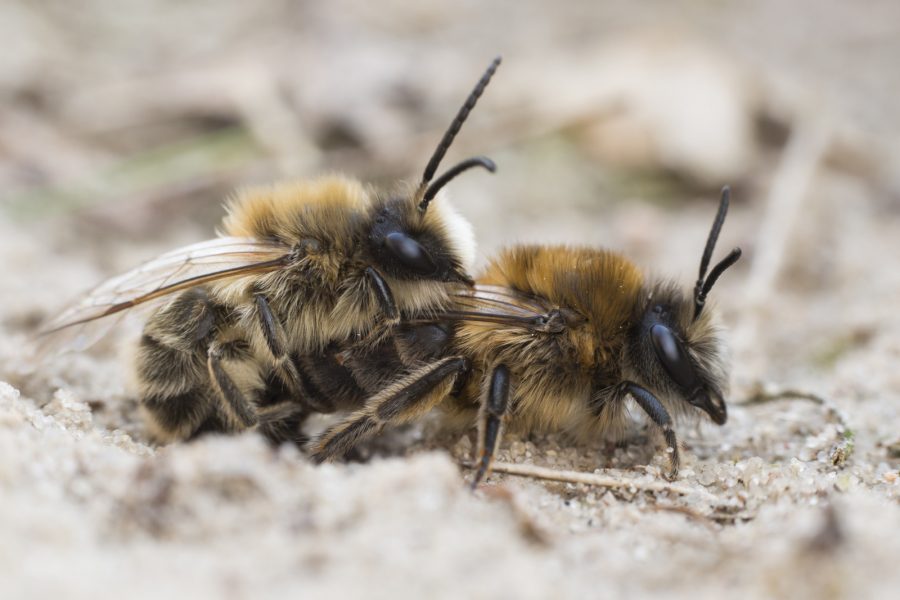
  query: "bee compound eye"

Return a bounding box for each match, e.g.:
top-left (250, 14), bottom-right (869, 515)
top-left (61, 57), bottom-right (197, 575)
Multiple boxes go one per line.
top-left (384, 232), bottom-right (437, 275)
top-left (649, 324), bottom-right (699, 390)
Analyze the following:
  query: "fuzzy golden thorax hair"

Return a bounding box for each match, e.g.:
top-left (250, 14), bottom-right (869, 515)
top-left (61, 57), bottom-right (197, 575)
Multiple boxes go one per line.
top-left (221, 176), bottom-right (369, 255)
top-left (474, 244), bottom-right (644, 368)
top-left (450, 246), bottom-right (644, 435)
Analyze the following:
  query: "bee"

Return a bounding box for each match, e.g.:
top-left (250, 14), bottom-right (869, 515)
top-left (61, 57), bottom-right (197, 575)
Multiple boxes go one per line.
top-left (40, 58), bottom-right (503, 444)
top-left (311, 187), bottom-right (742, 484)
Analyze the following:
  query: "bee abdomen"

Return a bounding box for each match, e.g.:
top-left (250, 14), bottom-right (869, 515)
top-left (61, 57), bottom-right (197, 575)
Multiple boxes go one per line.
top-left (142, 287), bottom-right (218, 351)
top-left (136, 288), bottom-right (222, 441)
top-left (141, 389), bottom-right (215, 442)
top-left (137, 333), bottom-right (207, 399)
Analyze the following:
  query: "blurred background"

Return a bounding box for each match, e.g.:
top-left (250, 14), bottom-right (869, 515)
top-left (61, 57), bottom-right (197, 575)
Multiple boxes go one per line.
top-left (1, 2), bottom-right (899, 597)
top-left (2, 1), bottom-right (899, 381)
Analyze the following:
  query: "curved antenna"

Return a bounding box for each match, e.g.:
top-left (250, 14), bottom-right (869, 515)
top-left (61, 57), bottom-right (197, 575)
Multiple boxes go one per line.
top-left (418, 56), bottom-right (501, 212)
top-left (423, 156), bottom-right (496, 204)
top-left (697, 186), bottom-right (731, 286)
top-left (693, 186), bottom-right (742, 319)
top-left (696, 248), bottom-right (742, 312)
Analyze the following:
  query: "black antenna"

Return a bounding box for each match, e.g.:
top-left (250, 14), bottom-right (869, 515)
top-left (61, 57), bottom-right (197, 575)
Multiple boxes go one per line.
top-left (423, 156), bottom-right (496, 203)
top-left (418, 56), bottom-right (501, 212)
top-left (693, 186), bottom-right (742, 319)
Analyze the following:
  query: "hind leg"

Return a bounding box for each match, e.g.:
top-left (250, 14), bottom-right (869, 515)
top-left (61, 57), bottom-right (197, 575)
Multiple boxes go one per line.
top-left (311, 356), bottom-right (468, 462)
top-left (161, 376), bottom-right (309, 446)
top-left (257, 402), bottom-right (311, 446)
top-left (205, 338), bottom-right (260, 431)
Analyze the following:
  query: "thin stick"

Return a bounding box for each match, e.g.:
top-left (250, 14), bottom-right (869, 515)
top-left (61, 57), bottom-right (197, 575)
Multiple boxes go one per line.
top-left (733, 120), bottom-right (830, 374)
top-left (743, 121), bottom-right (830, 305)
top-left (647, 505), bottom-right (720, 530)
top-left (461, 460), bottom-right (720, 503)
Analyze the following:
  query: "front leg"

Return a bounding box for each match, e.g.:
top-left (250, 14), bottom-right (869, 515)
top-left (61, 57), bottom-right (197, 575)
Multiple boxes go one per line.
top-left (365, 267), bottom-right (399, 323)
top-left (621, 382), bottom-right (680, 480)
top-left (472, 364), bottom-right (511, 489)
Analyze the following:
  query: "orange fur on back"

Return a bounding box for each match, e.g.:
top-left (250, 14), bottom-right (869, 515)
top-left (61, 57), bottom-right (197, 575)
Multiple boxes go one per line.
top-left (481, 245), bottom-right (644, 345)
top-left (452, 245), bottom-right (646, 438)
top-left (221, 176), bottom-right (370, 248)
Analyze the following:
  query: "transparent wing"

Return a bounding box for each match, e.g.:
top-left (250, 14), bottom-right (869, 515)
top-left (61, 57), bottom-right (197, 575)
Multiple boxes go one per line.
top-left (38, 236), bottom-right (293, 354)
top-left (408, 284), bottom-right (572, 333)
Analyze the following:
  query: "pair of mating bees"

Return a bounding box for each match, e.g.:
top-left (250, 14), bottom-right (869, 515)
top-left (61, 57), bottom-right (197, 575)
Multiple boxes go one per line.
top-left (43, 58), bottom-right (741, 486)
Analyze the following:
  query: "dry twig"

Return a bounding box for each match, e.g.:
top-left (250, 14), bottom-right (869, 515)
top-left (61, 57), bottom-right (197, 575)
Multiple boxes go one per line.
top-left (461, 460), bottom-right (721, 503)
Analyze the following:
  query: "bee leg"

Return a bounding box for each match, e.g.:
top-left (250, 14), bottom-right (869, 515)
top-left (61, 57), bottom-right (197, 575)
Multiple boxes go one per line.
top-left (472, 364), bottom-right (510, 489)
top-left (622, 382), bottom-right (680, 480)
top-left (311, 356), bottom-right (468, 462)
top-left (253, 295), bottom-right (303, 392)
top-left (449, 357), bottom-right (472, 397)
top-left (253, 294), bottom-right (332, 413)
top-left (257, 402), bottom-right (311, 446)
top-left (365, 267), bottom-right (399, 323)
top-left (207, 340), bottom-right (260, 431)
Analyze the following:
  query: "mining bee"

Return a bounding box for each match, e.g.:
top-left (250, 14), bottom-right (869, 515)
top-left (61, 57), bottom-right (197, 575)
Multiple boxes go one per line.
top-left (311, 188), bottom-right (741, 484)
top-left (41, 58), bottom-right (502, 444)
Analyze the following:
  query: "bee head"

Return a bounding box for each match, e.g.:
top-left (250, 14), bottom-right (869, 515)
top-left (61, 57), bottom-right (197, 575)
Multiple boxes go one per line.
top-left (626, 187), bottom-right (741, 425)
top-left (368, 194), bottom-right (475, 284)
top-left (628, 288), bottom-right (729, 425)
top-left (368, 57), bottom-right (501, 285)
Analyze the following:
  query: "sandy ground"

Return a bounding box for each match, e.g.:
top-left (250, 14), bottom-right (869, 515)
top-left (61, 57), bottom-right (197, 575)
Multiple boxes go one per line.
top-left (2, 2), bottom-right (899, 599)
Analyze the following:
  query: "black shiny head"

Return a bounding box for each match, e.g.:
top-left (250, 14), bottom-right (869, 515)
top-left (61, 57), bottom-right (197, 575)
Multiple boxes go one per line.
top-left (647, 318), bottom-right (726, 425)
top-left (369, 198), bottom-right (472, 284)
top-left (650, 323), bottom-right (699, 391)
top-left (384, 232), bottom-right (436, 274)
top-left (625, 189), bottom-right (741, 426)
top-left (628, 291), bottom-right (728, 426)
top-left (417, 57), bottom-right (501, 213)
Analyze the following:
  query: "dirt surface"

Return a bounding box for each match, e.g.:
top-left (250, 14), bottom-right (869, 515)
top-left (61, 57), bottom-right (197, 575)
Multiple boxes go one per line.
top-left (2, 2), bottom-right (899, 599)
